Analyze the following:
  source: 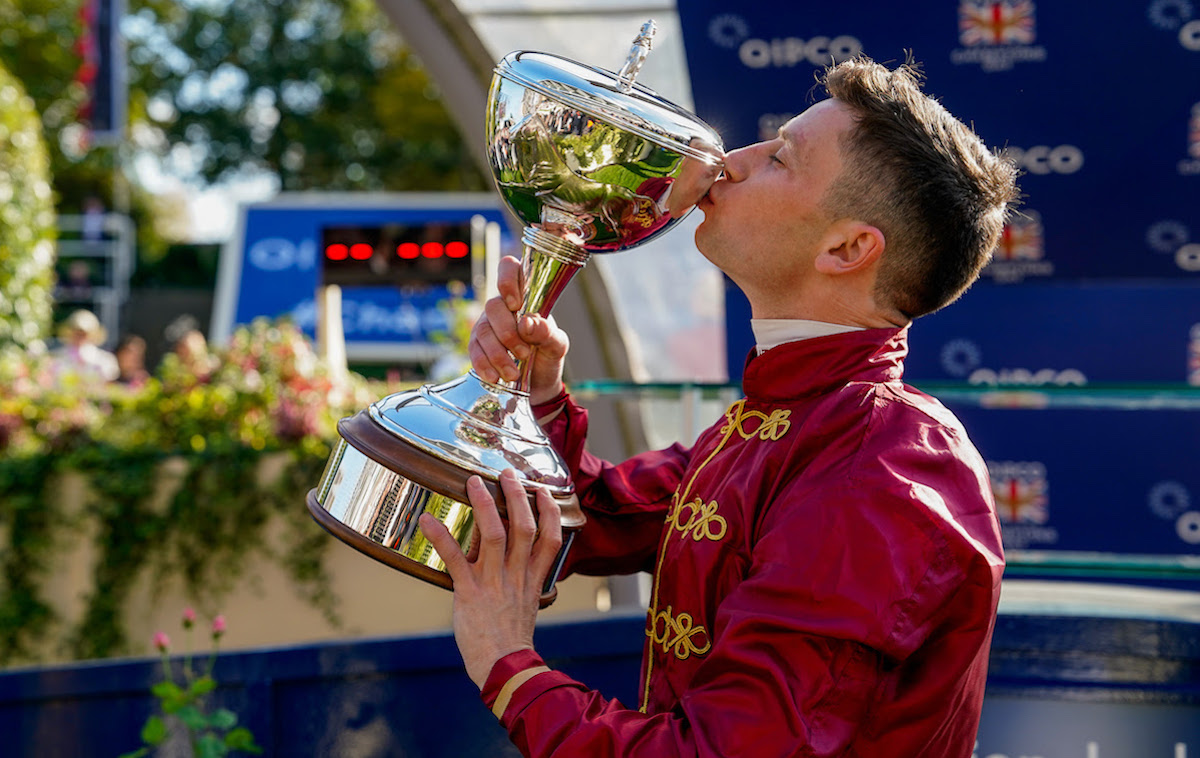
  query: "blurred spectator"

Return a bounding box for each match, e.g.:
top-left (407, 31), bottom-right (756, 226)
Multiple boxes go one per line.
top-left (82, 195), bottom-right (106, 247)
top-left (114, 334), bottom-right (150, 388)
top-left (51, 309), bottom-right (119, 384)
top-left (172, 328), bottom-right (217, 382)
top-left (57, 259), bottom-right (94, 302)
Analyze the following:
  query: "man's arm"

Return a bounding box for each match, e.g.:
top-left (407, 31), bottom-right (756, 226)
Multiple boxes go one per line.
top-left (419, 471), bottom-right (892, 758)
top-left (534, 392), bottom-right (687, 577)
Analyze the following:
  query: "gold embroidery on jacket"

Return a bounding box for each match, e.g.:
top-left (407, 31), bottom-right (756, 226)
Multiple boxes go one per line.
top-left (722, 399), bottom-right (791, 441)
top-left (648, 605), bottom-right (712, 660)
top-left (666, 497), bottom-right (728, 542)
top-left (640, 398), bottom-right (750, 711)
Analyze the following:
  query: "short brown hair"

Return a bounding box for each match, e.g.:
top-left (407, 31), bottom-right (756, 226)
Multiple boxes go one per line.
top-left (821, 57), bottom-right (1019, 318)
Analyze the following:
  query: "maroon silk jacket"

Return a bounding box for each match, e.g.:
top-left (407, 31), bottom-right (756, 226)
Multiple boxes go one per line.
top-left (481, 327), bottom-right (1005, 757)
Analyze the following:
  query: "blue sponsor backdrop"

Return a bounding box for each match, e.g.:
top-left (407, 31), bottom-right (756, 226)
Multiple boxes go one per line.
top-left (678, 4), bottom-right (1200, 565)
top-left (943, 402), bottom-right (1200, 557)
top-left (676, 1), bottom-right (1200, 379)
top-left (211, 194), bottom-right (510, 355)
top-left (904, 282), bottom-right (1200, 386)
top-left (975, 696), bottom-right (1200, 758)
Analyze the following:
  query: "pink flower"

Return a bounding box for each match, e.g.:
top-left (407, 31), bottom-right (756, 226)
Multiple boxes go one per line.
top-left (153, 631), bottom-right (170, 653)
top-left (211, 615), bottom-right (226, 638)
top-left (182, 607), bottom-right (196, 629)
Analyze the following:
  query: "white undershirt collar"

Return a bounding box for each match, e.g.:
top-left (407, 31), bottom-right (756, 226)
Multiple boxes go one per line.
top-left (751, 318), bottom-right (865, 355)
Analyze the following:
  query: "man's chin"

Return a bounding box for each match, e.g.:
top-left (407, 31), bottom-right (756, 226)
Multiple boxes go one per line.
top-left (692, 223), bottom-right (721, 264)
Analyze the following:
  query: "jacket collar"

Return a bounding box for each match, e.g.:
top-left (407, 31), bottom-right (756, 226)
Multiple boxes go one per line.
top-left (740, 326), bottom-right (909, 402)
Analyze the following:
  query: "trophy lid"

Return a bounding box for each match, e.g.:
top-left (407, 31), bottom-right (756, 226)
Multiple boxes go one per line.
top-left (493, 49), bottom-right (724, 166)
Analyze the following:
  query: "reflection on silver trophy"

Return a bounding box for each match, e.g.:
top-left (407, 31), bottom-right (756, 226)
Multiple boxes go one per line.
top-left (306, 21), bottom-right (725, 606)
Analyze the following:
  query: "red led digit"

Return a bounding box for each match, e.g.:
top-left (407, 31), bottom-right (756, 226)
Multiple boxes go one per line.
top-left (350, 243), bottom-right (373, 260)
top-left (422, 242), bottom-right (444, 258)
top-left (397, 242), bottom-right (420, 259)
top-left (325, 243), bottom-right (349, 261)
top-left (446, 241), bottom-right (469, 258)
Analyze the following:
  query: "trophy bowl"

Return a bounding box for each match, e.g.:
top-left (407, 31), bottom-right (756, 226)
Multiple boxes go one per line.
top-left (306, 21), bottom-right (724, 606)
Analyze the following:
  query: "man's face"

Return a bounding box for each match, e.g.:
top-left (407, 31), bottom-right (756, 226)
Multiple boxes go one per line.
top-left (694, 98), bottom-right (853, 307)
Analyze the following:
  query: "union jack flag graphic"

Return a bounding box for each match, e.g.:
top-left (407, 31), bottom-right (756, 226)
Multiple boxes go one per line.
top-left (959, 0), bottom-right (1038, 46)
top-left (994, 212), bottom-right (1044, 260)
top-left (993, 473), bottom-right (1049, 524)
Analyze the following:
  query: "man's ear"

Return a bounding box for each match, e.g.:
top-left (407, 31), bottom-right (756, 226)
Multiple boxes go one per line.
top-left (814, 221), bottom-right (886, 275)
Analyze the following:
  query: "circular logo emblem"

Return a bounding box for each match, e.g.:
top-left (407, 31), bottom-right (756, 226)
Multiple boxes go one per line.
top-left (1176, 511), bottom-right (1200, 544)
top-left (1148, 0), bottom-right (1194, 30)
top-left (1146, 220), bottom-right (1191, 253)
top-left (708, 14), bottom-right (751, 49)
top-left (940, 339), bottom-right (983, 378)
top-left (1176, 243), bottom-right (1200, 272)
top-left (1149, 480), bottom-right (1192, 520)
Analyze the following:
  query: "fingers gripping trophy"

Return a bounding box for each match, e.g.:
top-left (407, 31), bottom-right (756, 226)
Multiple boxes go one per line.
top-left (305, 21), bottom-right (725, 607)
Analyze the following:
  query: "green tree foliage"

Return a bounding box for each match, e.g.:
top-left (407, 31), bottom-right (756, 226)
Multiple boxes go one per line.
top-left (127, 0), bottom-right (486, 193)
top-left (0, 0), bottom-right (169, 264)
top-left (0, 1), bottom-right (85, 129)
top-left (0, 0), bottom-right (122, 206)
top-left (1, 0), bottom-right (484, 273)
top-left (0, 61), bottom-right (56, 348)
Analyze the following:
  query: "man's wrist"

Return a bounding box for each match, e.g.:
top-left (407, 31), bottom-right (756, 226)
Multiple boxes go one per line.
top-left (531, 383), bottom-right (568, 412)
top-left (480, 648), bottom-right (551, 719)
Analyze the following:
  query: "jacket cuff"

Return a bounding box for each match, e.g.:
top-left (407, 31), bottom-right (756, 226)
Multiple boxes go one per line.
top-left (532, 386), bottom-right (570, 426)
top-left (480, 648), bottom-right (572, 725)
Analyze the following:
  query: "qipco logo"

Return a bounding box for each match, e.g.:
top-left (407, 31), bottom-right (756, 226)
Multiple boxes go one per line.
top-left (1002, 145), bottom-right (1085, 175)
top-left (1146, 220), bottom-right (1200, 272)
top-left (707, 14), bottom-right (864, 69)
top-left (1147, 0), bottom-right (1200, 50)
top-left (1147, 480), bottom-right (1200, 545)
top-left (737, 35), bottom-right (864, 69)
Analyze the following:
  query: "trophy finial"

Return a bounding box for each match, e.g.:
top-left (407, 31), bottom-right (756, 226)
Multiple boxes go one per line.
top-left (616, 19), bottom-right (657, 93)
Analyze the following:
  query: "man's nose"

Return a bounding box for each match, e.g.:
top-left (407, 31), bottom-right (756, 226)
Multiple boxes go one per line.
top-left (721, 145), bottom-right (754, 182)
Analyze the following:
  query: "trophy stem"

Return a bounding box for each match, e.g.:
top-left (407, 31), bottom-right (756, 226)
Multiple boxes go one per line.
top-left (505, 226), bottom-right (590, 395)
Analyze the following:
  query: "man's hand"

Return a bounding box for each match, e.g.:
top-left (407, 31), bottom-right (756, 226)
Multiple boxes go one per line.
top-left (469, 255), bottom-right (570, 406)
top-left (418, 468), bottom-right (564, 689)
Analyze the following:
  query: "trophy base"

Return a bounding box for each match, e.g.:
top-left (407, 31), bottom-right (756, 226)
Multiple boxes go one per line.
top-left (306, 377), bottom-right (584, 608)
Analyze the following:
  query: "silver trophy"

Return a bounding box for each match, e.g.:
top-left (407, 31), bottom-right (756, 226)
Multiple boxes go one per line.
top-left (306, 21), bottom-right (724, 606)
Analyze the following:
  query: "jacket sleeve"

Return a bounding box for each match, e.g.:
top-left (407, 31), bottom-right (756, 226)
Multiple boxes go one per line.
top-left (480, 540), bottom-right (891, 758)
top-left (537, 393), bottom-right (691, 577)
